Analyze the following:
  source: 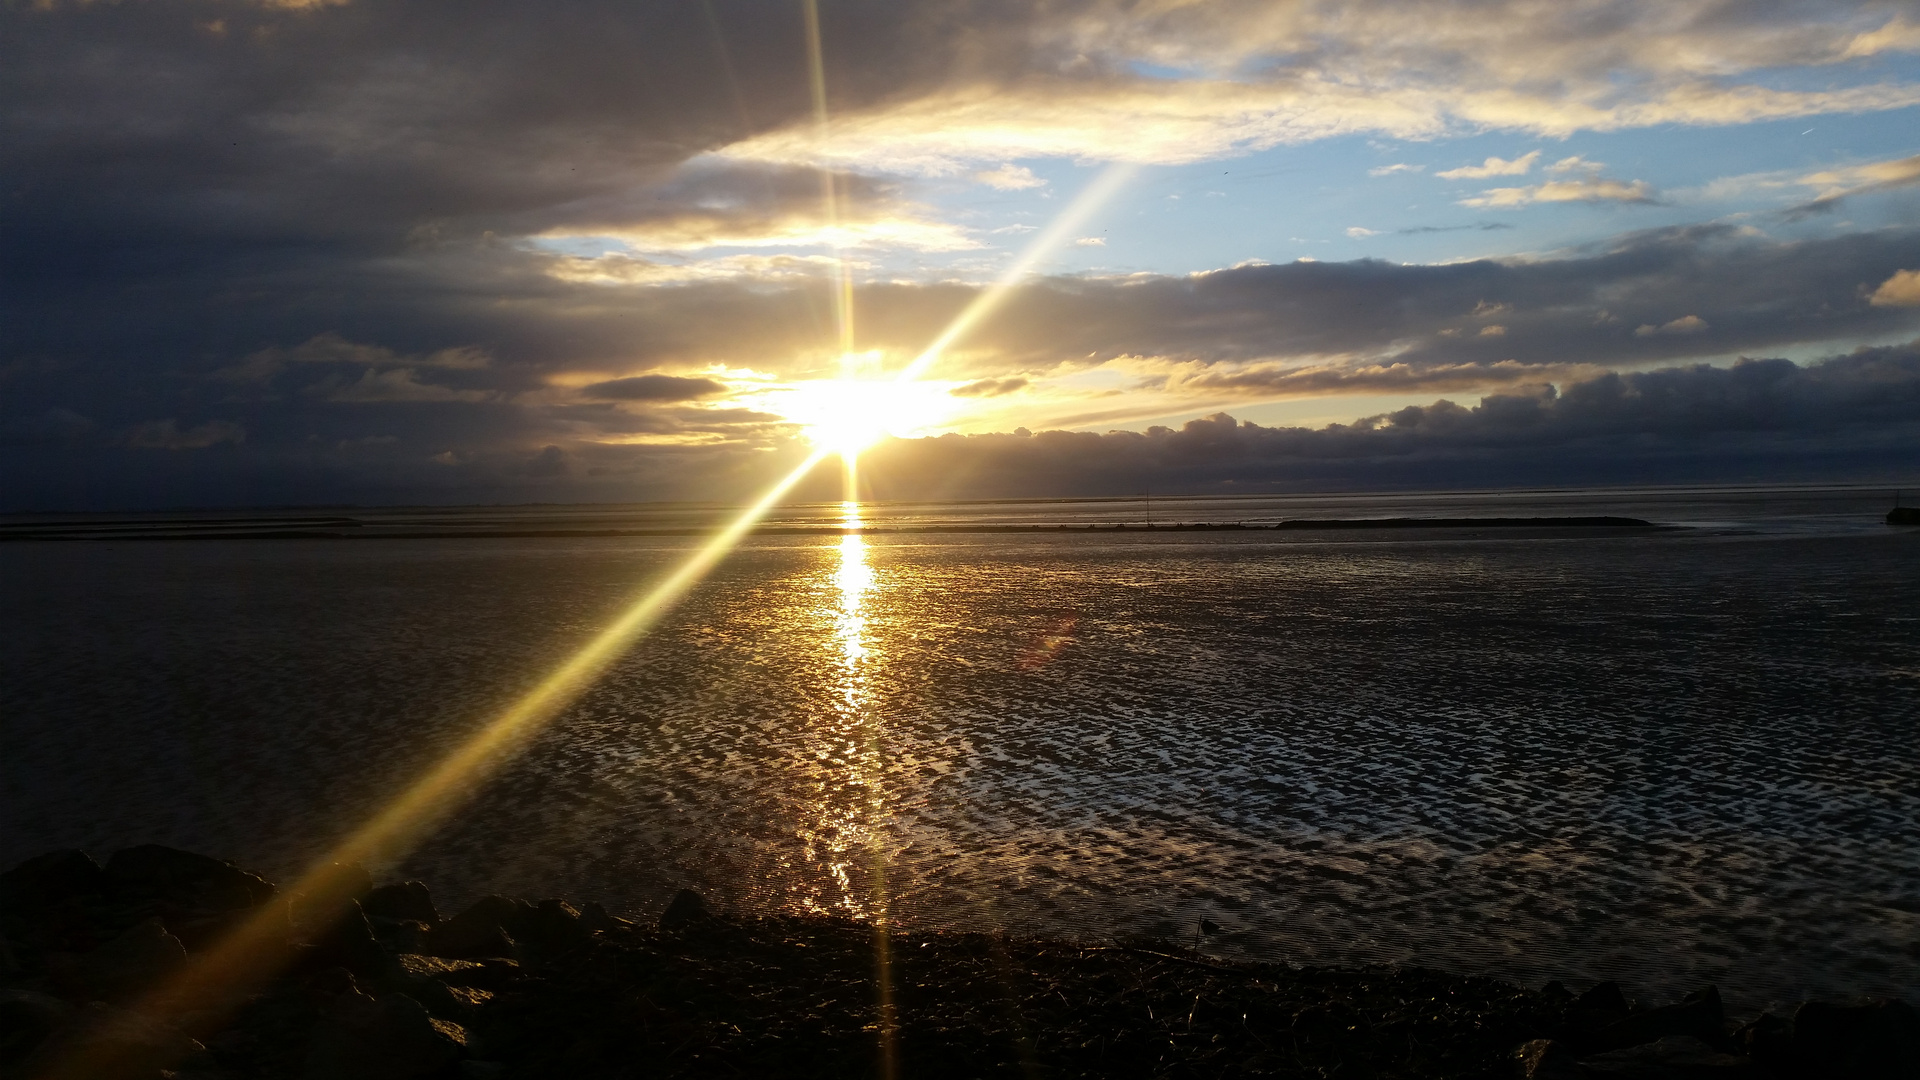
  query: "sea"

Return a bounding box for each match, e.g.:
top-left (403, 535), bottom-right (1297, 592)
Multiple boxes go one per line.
top-left (2, 484), bottom-right (1916, 1014)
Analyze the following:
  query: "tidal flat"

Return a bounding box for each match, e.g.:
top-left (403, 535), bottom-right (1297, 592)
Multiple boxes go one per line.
top-left (2, 487), bottom-right (1916, 1019)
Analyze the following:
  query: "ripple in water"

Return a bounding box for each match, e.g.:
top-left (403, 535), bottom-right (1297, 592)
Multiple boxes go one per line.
top-left (2, 499), bottom-right (1916, 1012)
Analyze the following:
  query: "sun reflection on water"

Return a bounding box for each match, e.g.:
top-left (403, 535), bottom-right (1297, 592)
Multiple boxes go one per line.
top-left (792, 501), bottom-right (892, 924)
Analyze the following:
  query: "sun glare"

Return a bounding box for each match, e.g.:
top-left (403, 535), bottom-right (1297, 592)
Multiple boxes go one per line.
top-left (781, 365), bottom-right (952, 457)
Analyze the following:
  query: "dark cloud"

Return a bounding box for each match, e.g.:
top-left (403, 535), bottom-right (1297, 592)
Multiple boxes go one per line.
top-left (580, 375), bottom-right (728, 401)
top-left (857, 344), bottom-right (1920, 499)
top-left (950, 377), bottom-right (1029, 398)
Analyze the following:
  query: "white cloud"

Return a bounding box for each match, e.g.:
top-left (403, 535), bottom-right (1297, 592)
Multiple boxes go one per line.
top-left (1479, 324), bottom-right (1507, 337)
top-left (543, 252), bottom-right (857, 286)
top-left (1635, 315), bottom-right (1710, 337)
top-left (1345, 226), bottom-right (1382, 238)
top-left (1462, 176), bottom-right (1655, 207)
top-left (1368, 163), bottom-right (1424, 176)
top-left (974, 163), bottom-right (1046, 190)
top-left (1841, 17), bottom-right (1920, 59)
top-left (1870, 269), bottom-right (1920, 308)
top-left (1437, 151), bottom-right (1540, 179)
top-left (1074, 236), bottom-right (1107, 246)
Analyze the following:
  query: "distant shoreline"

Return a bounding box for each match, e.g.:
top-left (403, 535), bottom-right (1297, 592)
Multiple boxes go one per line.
top-left (0, 516), bottom-right (1663, 542)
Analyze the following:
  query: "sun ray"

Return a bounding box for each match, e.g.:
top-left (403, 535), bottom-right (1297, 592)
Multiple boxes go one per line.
top-left (896, 162), bottom-right (1138, 385)
top-left (51, 448), bottom-right (836, 1079)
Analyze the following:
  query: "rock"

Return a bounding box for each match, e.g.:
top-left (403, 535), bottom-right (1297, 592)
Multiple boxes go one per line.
top-left (303, 900), bottom-right (386, 977)
top-left (18, 1000), bottom-right (204, 1080)
top-left (0, 989), bottom-right (73, 1065)
top-left (1580, 1035), bottom-right (1756, 1078)
top-left (44, 916), bottom-right (189, 1002)
top-left (104, 846), bottom-right (275, 912)
top-left (1514, 1037), bottom-right (1585, 1079)
top-left (301, 987), bottom-right (466, 1080)
top-left (425, 896), bottom-right (525, 959)
top-left (1792, 998), bottom-right (1920, 1079)
top-left (1731, 1013), bottom-right (1794, 1077)
top-left (658, 888), bottom-right (708, 930)
top-left (458, 1061), bottom-right (510, 1079)
top-left (1561, 981), bottom-right (1635, 1051)
top-left (0, 930), bottom-right (19, 976)
top-left (517, 899), bottom-right (590, 955)
top-left (362, 881), bottom-right (439, 926)
top-left (0, 850), bottom-right (105, 914)
top-left (1592, 987), bottom-right (1727, 1053)
top-left (577, 901), bottom-right (619, 935)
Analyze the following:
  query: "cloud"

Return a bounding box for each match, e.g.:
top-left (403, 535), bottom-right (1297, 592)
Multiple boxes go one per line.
top-left (1871, 269), bottom-right (1920, 308)
top-left (1074, 236), bottom-right (1107, 246)
top-left (1345, 227), bottom-right (1382, 238)
top-left (1785, 152), bottom-right (1920, 217)
top-left (125, 419), bottom-right (245, 450)
top-left (855, 346), bottom-right (1920, 498)
top-left (1461, 177), bottom-right (1656, 207)
top-left (974, 164), bottom-right (1046, 190)
top-left (578, 374), bottom-right (728, 401)
top-left (1841, 17), bottom-right (1920, 59)
top-left (1635, 315), bottom-right (1710, 337)
top-left (950, 376), bottom-right (1029, 398)
top-left (0, 408), bottom-right (94, 446)
top-left (1437, 151), bottom-right (1540, 179)
top-left (1368, 163), bottom-right (1424, 177)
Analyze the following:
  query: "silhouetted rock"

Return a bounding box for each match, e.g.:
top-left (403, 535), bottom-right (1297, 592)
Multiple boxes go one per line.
top-left (1561, 981), bottom-right (1635, 1050)
top-left (658, 888), bottom-right (708, 930)
top-left (363, 881), bottom-right (440, 926)
top-left (20, 1000), bottom-right (204, 1079)
top-left (303, 900), bottom-right (386, 978)
top-left (1791, 998), bottom-right (1920, 1079)
top-left (301, 987), bottom-right (466, 1080)
top-left (0, 989), bottom-right (72, 1066)
top-left (0, 850), bottom-right (104, 914)
top-left (43, 916), bottom-right (189, 1002)
top-left (515, 899), bottom-right (590, 956)
top-left (1594, 987), bottom-right (1728, 1053)
top-left (105, 845), bottom-right (274, 912)
top-left (1887, 507), bottom-right (1920, 526)
top-left (1513, 1037), bottom-right (1584, 1078)
top-left (426, 896), bottom-right (526, 959)
top-left (1732, 1013), bottom-right (1794, 1077)
top-left (1580, 1034), bottom-right (1756, 1077)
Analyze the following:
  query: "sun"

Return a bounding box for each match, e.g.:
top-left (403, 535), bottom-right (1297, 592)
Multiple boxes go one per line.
top-left (779, 368), bottom-right (954, 458)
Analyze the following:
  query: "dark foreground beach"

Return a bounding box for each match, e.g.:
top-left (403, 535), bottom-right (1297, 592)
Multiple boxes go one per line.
top-left (1, 847), bottom-right (1913, 1079)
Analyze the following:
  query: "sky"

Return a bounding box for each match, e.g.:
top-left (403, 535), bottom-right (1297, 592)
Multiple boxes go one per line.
top-left (3, 0), bottom-right (1920, 509)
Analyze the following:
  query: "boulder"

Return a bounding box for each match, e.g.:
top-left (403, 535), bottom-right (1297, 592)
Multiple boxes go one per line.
top-left (104, 846), bottom-right (274, 912)
top-left (1731, 1013), bottom-right (1794, 1077)
top-left (18, 1000), bottom-right (204, 1080)
top-left (1513, 1037), bottom-right (1584, 1079)
top-left (1593, 987), bottom-right (1728, 1053)
top-left (44, 917), bottom-right (189, 1002)
top-left (0, 989), bottom-right (73, 1065)
top-left (1792, 998), bottom-right (1920, 1079)
top-left (362, 881), bottom-right (439, 926)
top-left (578, 901), bottom-right (620, 935)
top-left (303, 900), bottom-right (387, 977)
top-left (0, 850), bottom-right (105, 914)
top-left (1580, 1035), bottom-right (1756, 1078)
top-left (301, 987), bottom-right (467, 1080)
top-left (517, 899), bottom-right (591, 955)
top-left (426, 896), bottom-right (526, 959)
top-left (658, 888), bottom-right (708, 930)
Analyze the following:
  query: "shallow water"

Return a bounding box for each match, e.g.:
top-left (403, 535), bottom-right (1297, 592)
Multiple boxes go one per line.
top-left (2, 486), bottom-right (1916, 1012)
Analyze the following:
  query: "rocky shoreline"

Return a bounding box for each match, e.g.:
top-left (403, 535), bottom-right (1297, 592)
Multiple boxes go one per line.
top-left (1, 847), bottom-right (1913, 1078)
